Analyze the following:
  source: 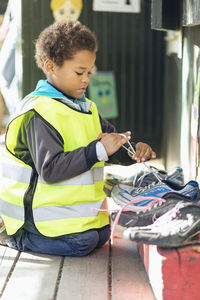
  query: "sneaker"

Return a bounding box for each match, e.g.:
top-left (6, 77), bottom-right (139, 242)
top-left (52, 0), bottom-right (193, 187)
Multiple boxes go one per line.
top-left (111, 180), bottom-right (199, 210)
top-left (104, 170), bottom-right (145, 197)
top-left (110, 192), bottom-right (199, 228)
top-left (166, 167), bottom-right (184, 186)
top-left (104, 167), bottom-right (184, 196)
top-left (123, 201), bottom-right (200, 247)
top-left (134, 167), bottom-right (184, 187)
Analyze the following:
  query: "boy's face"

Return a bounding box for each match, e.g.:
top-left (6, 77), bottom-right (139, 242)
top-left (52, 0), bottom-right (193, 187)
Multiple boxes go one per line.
top-left (46, 50), bottom-right (96, 99)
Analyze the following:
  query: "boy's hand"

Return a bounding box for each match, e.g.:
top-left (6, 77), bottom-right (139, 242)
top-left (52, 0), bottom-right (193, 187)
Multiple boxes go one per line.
top-left (98, 131), bottom-right (131, 156)
top-left (132, 142), bottom-right (156, 163)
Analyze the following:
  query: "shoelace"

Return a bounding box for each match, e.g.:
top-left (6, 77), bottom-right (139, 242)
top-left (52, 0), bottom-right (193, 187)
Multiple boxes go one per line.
top-left (152, 201), bottom-right (187, 227)
top-left (92, 196), bottom-right (166, 244)
top-left (119, 133), bottom-right (163, 183)
top-left (135, 171), bottom-right (167, 188)
top-left (129, 181), bottom-right (158, 195)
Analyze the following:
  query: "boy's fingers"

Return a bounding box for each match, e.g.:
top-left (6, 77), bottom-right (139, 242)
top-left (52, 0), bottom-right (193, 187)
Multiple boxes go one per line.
top-left (118, 132), bottom-right (131, 144)
top-left (123, 131), bottom-right (131, 136)
top-left (140, 147), bottom-right (152, 161)
top-left (119, 135), bottom-right (131, 146)
top-left (135, 142), bottom-right (156, 162)
top-left (152, 151), bottom-right (156, 158)
top-left (98, 133), bottom-right (107, 139)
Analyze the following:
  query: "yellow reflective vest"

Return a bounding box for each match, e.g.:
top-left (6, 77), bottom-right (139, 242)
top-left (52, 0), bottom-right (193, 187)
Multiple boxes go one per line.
top-left (0, 96), bottom-right (109, 236)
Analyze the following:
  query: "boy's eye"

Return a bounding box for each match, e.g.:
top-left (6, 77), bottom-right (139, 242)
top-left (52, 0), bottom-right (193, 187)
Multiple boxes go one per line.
top-left (76, 72), bottom-right (92, 76)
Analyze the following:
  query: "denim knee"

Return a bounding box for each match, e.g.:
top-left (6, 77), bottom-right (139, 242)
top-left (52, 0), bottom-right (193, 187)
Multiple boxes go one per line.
top-left (9, 229), bottom-right (101, 257)
top-left (63, 230), bottom-right (100, 256)
top-left (96, 225), bottom-right (110, 248)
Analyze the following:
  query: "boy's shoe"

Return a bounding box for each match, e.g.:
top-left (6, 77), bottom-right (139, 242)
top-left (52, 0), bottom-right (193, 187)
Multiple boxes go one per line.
top-left (104, 170), bottom-right (145, 197)
top-left (134, 167), bottom-right (184, 188)
top-left (166, 167), bottom-right (184, 186)
top-left (104, 167), bottom-right (184, 196)
top-left (110, 192), bottom-right (199, 228)
top-left (111, 180), bottom-right (199, 210)
top-left (123, 201), bottom-right (200, 248)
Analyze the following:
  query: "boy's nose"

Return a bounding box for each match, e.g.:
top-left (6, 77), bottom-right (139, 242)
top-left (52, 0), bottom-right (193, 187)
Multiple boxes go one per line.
top-left (82, 74), bottom-right (90, 84)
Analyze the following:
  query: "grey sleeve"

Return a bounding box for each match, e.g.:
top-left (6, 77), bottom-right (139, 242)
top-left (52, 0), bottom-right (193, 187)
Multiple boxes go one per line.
top-left (99, 114), bottom-right (117, 133)
top-left (26, 114), bottom-right (99, 182)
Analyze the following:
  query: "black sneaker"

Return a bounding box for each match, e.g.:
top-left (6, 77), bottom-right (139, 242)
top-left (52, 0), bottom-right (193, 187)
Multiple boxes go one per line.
top-left (123, 201), bottom-right (200, 248)
top-left (111, 192), bottom-right (199, 228)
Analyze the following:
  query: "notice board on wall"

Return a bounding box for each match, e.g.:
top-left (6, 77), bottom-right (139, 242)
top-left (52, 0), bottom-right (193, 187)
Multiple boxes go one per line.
top-left (93, 0), bottom-right (141, 13)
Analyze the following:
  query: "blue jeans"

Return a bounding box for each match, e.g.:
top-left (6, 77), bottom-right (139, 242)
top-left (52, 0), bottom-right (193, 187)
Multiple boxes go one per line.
top-left (8, 225), bottom-right (110, 257)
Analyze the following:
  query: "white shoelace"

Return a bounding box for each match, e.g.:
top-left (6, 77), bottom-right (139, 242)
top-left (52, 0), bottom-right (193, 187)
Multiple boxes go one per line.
top-left (119, 133), bottom-right (163, 183)
top-left (152, 201), bottom-right (186, 227)
top-left (130, 181), bottom-right (158, 195)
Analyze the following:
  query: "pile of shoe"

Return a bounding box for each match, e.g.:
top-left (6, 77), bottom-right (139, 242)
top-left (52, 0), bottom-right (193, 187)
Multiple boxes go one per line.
top-left (123, 201), bottom-right (200, 247)
top-left (104, 166), bottom-right (184, 196)
top-left (110, 166), bottom-right (200, 248)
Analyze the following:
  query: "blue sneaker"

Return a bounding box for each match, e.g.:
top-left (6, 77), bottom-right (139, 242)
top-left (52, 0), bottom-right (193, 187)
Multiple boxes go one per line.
top-left (104, 170), bottom-right (145, 196)
top-left (111, 180), bottom-right (199, 211)
top-left (134, 167), bottom-right (184, 187)
top-left (104, 167), bottom-right (184, 196)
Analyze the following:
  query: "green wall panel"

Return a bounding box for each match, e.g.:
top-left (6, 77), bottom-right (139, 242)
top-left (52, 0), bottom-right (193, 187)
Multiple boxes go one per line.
top-left (21, 0), bottom-right (165, 156)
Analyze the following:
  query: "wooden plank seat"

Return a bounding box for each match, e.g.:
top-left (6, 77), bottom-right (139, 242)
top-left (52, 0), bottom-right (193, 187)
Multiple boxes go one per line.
top-left (0, 228), bottom-right (155, 300)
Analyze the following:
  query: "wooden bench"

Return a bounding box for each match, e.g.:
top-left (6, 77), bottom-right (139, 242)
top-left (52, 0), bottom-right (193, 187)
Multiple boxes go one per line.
top-left (0, 227), bottom-right (156, 300)
top-left (138, 242), bottom-right (200, 300)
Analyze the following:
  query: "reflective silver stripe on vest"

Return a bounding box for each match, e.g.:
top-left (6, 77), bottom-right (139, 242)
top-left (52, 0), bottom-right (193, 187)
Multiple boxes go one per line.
top-left (33, 200), bottom-right (104, 222)
top-left (0, 198), bottom-right (24, 221)
top-left (38, 167), bottom-right (104, 186)
top-left (0, 197), bottom-right (104, 222)
top-left (1, 161), bottom-right (103, 186)
top-left (1, 162), bottom-right (32, 184)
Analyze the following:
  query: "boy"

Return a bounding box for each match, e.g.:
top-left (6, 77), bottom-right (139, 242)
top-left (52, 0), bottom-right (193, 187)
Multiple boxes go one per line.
top-left (0, 20), bottom-right (156, 256)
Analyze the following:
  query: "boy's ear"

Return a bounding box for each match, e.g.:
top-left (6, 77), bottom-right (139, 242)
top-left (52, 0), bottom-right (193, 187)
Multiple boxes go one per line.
top-left (44, 60), bottom-right (55, 74)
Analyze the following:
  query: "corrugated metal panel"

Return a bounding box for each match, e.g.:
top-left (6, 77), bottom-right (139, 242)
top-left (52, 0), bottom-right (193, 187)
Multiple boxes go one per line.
top-left (21, 0), bottom-right (165, 155)
top-left (21, 0), bottom-right (54, 97)
top-left (79, 0), bottom-right (165, 155)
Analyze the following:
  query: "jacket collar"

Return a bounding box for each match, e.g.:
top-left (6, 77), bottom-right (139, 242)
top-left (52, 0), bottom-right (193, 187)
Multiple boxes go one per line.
top-left (28, 80), bottom-right (86, 102)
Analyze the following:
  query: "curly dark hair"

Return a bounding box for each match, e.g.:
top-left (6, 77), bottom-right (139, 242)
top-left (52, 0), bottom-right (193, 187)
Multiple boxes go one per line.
top-left (35, 20), bottom-right (98, 70)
